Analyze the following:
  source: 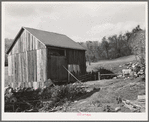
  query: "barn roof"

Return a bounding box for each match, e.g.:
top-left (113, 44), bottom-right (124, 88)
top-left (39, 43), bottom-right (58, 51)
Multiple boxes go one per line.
top-left (7, 27), bottom-right (85, 54)
top-left (24, 27), bottom-right (85, 50)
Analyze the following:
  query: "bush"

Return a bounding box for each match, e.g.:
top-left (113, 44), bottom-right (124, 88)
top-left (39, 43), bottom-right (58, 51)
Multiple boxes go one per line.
top-left (42, 83), bottom-right (86, 102)
top-left (38, 83), bottom-right (86, 111)
top-left (5, 87), bottom-right (42, 112)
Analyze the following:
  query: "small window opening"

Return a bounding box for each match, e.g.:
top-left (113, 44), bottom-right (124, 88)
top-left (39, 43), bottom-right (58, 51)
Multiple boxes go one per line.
top-left (49, 48), bottom-right (65, 56)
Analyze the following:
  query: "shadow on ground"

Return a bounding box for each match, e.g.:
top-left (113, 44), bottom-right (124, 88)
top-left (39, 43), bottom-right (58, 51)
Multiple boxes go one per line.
top-left (75, 88), bottom-right (100, 101)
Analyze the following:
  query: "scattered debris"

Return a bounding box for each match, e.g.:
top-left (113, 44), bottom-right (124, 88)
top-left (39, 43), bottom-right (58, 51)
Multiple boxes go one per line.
top-left (113, 77), bottom-right (117, 79)
top-left (116, 96), bottom-right (122, 104)
top-left (115, 107), bottom-right (121, 112)
top-left (122, 99), bottom-right (141, 112)
top-left (137, 95), bottom-right (145, 102)
top-left (120, 61), bottom-right (145, 79)
top-left (122, 69), bottom-right (132, 77)
top-left (86, 88), bottom-right (93, 92)
top-left (25, 108), bottom-right (38, 112)
top-left (78, 101), bottom-right (87, 105)
top-left (103, 105), bottom-right (115, 112)
top-left (44, 79), bottom-right (55, 88)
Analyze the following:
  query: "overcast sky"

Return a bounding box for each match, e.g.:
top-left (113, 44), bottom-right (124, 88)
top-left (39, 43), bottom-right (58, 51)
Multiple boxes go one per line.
top-left (3, 2), bottom-right (147, 42)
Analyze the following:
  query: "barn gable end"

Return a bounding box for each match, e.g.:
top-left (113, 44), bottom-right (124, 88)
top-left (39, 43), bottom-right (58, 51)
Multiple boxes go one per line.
top-left (7, 28), bottom-right (46, 55)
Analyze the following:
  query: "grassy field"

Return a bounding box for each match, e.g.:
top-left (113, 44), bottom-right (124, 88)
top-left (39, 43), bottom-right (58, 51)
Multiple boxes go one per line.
top-left (87, 55), bottom-right (137, 73)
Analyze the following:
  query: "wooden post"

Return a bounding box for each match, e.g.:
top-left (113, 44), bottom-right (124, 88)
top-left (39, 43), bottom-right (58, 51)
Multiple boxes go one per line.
top-left (94, 72), bottom-right (96, 80)
top-left (68, 65), bottom-right (70, 82)
top-left (68, 73), bottom-right (70, 82)
top-left (132, 70), bottom-right (134, 79)
top-left (11, 82), bottom-right (14, 89)
top-left (98, 72), bottom-right (100, 80)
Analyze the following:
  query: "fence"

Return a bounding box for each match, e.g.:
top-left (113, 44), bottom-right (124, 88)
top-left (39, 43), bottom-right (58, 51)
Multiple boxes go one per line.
top-left (74, 71), bottom-right (100, 82)
top-left (97, 72), bottom-right (123, 80)
top-left (75, 72), bottom-right (123, 82)
top-left (77, 72), bottom-right (125, 81)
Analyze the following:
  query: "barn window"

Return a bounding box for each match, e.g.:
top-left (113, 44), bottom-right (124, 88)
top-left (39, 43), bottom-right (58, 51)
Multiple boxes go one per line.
top-left (49, 48), bottom-right (65, 56)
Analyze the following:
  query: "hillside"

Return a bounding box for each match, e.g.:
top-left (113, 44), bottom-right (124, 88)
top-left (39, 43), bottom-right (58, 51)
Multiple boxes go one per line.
top-left (87, 55), bottom-right (137, 73)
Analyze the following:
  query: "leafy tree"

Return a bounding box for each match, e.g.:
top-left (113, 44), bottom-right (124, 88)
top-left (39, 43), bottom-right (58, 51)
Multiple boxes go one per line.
top-left (101, 37), bottom-right (110, 59)
top-left (108, 35), bottom-right (121, 58)
top-left (131, 30), bottom-right (145, 66)
top-left (79, 25), bottom-right (144, 62)
top-left (132, 25), bottom-right (142, 33)
top-left (123, 32), bottom-right (132, 55)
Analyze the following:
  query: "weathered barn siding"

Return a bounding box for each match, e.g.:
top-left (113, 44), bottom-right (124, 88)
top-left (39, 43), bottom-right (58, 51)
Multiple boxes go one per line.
top-left (8, 29), bottom-right (47, 88)
top-left (47, 47), bottom-right (67, 82)
top-left (46, 46), bottom-right (86, 82)
top-left (9, 30), bottom-right (46, 55)
top-left (66, 49), bottom-right (86, 82)
top-left (37, 49), bottom-right (47, 83)
top-left (66, 49), bottom-right (86, 74)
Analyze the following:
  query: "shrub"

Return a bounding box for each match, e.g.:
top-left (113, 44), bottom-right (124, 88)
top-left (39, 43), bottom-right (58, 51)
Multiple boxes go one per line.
top-left (41, 83), bottom-right (86, 102)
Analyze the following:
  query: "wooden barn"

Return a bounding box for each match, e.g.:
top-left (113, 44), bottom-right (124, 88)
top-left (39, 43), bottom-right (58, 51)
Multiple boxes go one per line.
top-left (6, 27), bottom-right (86, 89)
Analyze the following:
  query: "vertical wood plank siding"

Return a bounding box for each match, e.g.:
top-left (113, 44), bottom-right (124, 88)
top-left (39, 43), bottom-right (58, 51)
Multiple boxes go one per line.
top-left (8, 29), bottom-right (47, 88)
top-left (66, 49), bottom-right (86, 75)
top-left (47, 54), bottom-right (67, 82)
top-left (12, 55), bottom-right (15, 84)
top-left (46, 47), bottom-right (86, 82)
top-left (37, 50), bottom-right (40, 82)
top-left (8, 56), bottom-right (10, 76)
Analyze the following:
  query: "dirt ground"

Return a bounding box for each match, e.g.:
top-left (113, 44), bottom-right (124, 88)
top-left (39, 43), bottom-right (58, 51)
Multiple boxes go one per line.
top-left (57, 77), bottom-right (145, 112)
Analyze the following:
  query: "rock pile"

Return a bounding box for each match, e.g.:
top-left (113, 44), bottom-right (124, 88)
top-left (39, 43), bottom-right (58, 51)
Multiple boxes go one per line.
top-left (116, 62), bottom-right (145, 79)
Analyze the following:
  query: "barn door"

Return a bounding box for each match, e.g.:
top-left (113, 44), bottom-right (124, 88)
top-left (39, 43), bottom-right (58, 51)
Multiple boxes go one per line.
top-left (50, 56), bottom-right (67, 82)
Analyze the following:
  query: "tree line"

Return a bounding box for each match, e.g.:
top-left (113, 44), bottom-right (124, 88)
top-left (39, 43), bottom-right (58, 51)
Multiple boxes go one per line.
top-left (81, 25), bottom-right (144, 62)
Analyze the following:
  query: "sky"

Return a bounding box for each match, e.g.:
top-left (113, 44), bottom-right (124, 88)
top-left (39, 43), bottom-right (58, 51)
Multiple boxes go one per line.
top-left (3, 2), bottom-right (147, 42)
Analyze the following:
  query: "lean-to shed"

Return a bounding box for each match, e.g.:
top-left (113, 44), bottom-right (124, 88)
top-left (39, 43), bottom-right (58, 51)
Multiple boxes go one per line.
top-left (7, 27), bottom-right (86, 88)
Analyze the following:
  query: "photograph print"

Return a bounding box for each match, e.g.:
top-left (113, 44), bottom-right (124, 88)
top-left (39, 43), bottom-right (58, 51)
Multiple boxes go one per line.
top-left (2, 1), bottom-right (148, 121)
